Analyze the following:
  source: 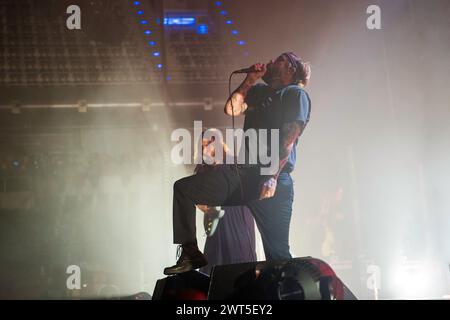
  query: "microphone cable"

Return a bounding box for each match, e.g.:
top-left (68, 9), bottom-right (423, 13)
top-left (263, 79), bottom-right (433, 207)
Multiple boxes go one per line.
top-left (228, 71), bottom-right (245, 201)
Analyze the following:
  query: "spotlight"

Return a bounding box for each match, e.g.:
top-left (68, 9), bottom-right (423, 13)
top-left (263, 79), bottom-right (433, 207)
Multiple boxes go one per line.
top-left (197, 24), bottom-right (209, 35)
top-left (391, 260), bottom-right (438, 299)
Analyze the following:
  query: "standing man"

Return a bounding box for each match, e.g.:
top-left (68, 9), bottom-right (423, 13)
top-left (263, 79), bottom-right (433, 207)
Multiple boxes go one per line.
top-left (164, 52), bottom-right (311, 275)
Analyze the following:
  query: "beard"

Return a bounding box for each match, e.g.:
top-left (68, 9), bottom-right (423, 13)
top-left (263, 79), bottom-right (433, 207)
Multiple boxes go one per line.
top-left (262, 71), bottom-right (271, 84)
top-left (262, 66), bottom-right (282, 85)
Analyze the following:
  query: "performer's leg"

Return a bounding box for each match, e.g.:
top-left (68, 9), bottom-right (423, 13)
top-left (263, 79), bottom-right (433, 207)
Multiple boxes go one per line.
top-left (173, 166), bottom-right (241, 244)
top-left (165, 165), bottom-right (259, 275)
top-left (173, 165), bottom-right (260, 244)
top-left (247, 173), bottom-right (294, 261)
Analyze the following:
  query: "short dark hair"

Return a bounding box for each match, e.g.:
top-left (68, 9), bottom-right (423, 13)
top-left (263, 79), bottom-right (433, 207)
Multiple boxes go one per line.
top-left (282, 52), bottom-right (312, 87)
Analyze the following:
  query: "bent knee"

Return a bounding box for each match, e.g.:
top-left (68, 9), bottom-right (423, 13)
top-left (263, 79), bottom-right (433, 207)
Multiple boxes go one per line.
top-left (173, 176), bottom-right (193, 194)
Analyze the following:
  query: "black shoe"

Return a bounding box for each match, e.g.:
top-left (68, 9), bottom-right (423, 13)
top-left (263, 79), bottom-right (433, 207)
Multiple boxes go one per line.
top-left (163, 244), bottom-right (208, 275)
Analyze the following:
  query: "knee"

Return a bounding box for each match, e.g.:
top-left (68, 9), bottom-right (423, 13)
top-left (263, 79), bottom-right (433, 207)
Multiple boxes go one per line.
top-left (173, 177), bottom-right (190, 194)
top-left (173, 179), bottom-right (183, 194)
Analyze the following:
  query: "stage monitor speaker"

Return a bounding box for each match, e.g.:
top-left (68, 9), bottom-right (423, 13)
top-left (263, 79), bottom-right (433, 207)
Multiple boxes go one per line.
top-left (152, 271), bottom-right (210, 300)
top-left (208, 257), bottom-right (357, 300)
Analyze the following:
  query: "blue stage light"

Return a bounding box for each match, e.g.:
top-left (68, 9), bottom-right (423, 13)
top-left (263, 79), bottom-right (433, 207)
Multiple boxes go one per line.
top-left (197, 24), bottom-right (209, 35)
top-left (164, 17), bottom-right (196, 26)
top-left (153, 52), bottom-right (161, 57)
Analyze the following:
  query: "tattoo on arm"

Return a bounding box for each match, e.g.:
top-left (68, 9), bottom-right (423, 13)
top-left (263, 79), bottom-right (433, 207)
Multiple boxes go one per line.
top-left (225, 81), bottom-right (254, 115)
top-left (236, 81), bottom-right (253, 95)
top-left (275, 121), bottom-right (303, 178)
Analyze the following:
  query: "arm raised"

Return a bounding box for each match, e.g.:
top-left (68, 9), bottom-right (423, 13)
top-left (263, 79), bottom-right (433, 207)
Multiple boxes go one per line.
top-left (224, 63), bottom-right (266, 116)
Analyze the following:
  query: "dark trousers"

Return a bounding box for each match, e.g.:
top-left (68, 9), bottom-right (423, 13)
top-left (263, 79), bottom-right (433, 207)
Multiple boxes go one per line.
top-left (173, 165), bottom-right (294, 261)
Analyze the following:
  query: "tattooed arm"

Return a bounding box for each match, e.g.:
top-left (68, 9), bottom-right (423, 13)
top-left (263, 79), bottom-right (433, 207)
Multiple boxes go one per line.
top-left (224, 63), bottom-right (267, 116)
top-left (259, 121), bottom-right (303, 200)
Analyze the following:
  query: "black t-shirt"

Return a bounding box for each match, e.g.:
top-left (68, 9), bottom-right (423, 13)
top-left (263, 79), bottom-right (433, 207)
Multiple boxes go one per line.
top-left (241, 83), bottom-right (311, 174)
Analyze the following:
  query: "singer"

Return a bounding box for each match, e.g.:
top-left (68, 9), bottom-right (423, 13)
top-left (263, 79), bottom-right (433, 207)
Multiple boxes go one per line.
top-left (164, 52), bottom-right (312, 275)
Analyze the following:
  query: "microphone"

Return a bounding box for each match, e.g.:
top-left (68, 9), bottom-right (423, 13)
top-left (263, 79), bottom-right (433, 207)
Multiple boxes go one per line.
top-left (232, 66), bottom-right (258, 74)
